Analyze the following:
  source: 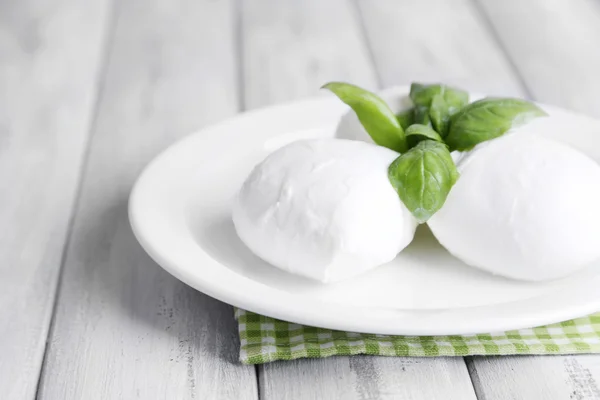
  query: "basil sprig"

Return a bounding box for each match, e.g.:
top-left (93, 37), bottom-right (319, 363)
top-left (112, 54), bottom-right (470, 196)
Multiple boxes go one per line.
top-left (446, 98), bottom-right (547, 151)
top-left (323, 80), bottom-right (547, 222)
top-left (322, 82), bottom-right (408, 153)
top-left (388, 141), bottom-right (459, 223)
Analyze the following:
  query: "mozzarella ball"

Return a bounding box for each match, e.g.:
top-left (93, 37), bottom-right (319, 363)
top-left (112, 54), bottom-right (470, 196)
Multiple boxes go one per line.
top-left (233, 139), bottom-right (417, 282)
top-left (428, 133), bottom-right (600, 281)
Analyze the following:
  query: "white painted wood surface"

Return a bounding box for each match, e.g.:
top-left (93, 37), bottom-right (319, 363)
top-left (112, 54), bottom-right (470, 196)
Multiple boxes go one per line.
top-left (241, 0), bottom-right (377, 107)
top-left (242, 1), bottom-right (476, 398)
top-left (2, 0), bottom-right (600, 398)
top-left (356, 0), bottom-right (524, 97)
top-left (0, 0), bottom-right (111, 399)
top-left (477, 0), bottom-right (600, 117)
top-left (468, 356), bottom-right (600, 400)
top-left (262, 357), bottom-right (476, 400)
top-left (36, 1), bottom-right (256, 399)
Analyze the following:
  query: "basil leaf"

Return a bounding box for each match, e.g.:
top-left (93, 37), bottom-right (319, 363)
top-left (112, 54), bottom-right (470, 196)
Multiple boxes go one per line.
top-left (429, 92), bottom-right (468, 137)
top-left (396, 108), bottom-right (414, 130)
top-left (409, 83), bottom-right (469, 108)
top-left (429, 94), bottom-right (449, 135)
top-left (446, 97), bottom-right (547, 151)
top-left (409, 83), bottom-right (435, 106)
top-left (388, 141), bottom-right (459, 223)
top-left (413, 105), bottom-right (431, 126)
top-left (323, 82), bottom-right (407, 153)
top-left (405, 124), bottom-right (443, 144)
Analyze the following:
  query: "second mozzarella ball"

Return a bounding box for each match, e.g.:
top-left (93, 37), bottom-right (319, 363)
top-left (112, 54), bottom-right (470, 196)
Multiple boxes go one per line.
top-left (428, 132), bottom-right (600, 281)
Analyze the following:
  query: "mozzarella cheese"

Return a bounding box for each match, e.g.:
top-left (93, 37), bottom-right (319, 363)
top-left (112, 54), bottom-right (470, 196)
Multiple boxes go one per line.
top-left (428, 132), bottom-right (600, 281)
top-left (232, 139), bottom-right (417, 282)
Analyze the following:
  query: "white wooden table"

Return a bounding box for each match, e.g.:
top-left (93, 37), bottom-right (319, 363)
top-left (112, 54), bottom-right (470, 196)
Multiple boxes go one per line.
top-left (3, 0), bottom-right (600, 398)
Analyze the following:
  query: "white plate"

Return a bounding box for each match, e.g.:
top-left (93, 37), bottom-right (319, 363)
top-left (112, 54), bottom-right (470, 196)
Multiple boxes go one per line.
top-left (129, 86), bottom-right (600, 335)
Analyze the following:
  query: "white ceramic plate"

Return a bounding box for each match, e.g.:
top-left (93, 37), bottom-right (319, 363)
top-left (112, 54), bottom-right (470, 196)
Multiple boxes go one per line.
top-left (129, 86), bottom-right (600, 335)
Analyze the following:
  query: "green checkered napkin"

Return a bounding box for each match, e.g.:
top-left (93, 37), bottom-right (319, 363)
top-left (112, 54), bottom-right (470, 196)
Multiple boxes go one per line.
top-left (235, 309), bottom-right (600, 364)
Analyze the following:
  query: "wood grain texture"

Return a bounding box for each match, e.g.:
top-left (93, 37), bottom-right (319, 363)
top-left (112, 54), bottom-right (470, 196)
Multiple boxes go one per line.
top-left (468, 356), bottom-right (600, 400)
top-left (37, 1), bottom-right (257, 399)
top-left (262, 357), bottom-right (477, 400)
top-left (466, 1), bottom-right (600, 398)
top-left (0, 0), bottom-right (111, 398)
top-left (356, 0), bottom-right (523, 97)
top-left (241, 0), bottom-right (378, 108)
top-left (242, 1), bottom-right (476, 399)
top-left (477, 0), bottom-right (600, 117)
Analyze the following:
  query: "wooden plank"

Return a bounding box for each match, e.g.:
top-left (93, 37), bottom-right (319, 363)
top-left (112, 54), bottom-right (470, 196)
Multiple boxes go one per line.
top-left (468, 356), bottom-right (600, 400)
top-left (0, 0), bottom-right (111, 398)
top-left (241, 1), bottom-right (477, 399)
top-left (476, 0), bottom-right (600, 117)
top-left (241, 0), bottom-right (378, 108)
top-left (262, 357), bottom-right (476, 400)
top-left (36, 1), bottom-right (257, 399)
top-left (356, 0), bottom-right (523, 97)
top-left (465, 1), bottom-right (600, 398)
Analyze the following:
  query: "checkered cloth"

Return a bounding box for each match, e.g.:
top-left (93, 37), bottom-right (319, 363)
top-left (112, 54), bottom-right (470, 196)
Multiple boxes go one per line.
top-left (235, 309), bottom-right (600, 364)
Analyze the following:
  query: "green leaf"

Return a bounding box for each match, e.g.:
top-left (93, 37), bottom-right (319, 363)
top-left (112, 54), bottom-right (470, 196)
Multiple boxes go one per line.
top-left (409, 83), bottom-right (434, 106)
top-left (446, 97), bottom-right (547, 151)
top-left (396, 108), bottom-right (414, 130)
top-left (409, 83), bottom-right (469, 107)
top-left (413, 106), bottom-right (431, 126)
top-left (323, 82), bottom-right (407, 153)
top-left (388, 141), bottom-right (459, 223)
top-left (410, 83), bottom-right (469, 137)
top-left (429, 92), bottom-right (468, 137)
top-left (405, 124), bottom-right (443, 145)
top-left (429, 94), bottom-right (449, 136)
